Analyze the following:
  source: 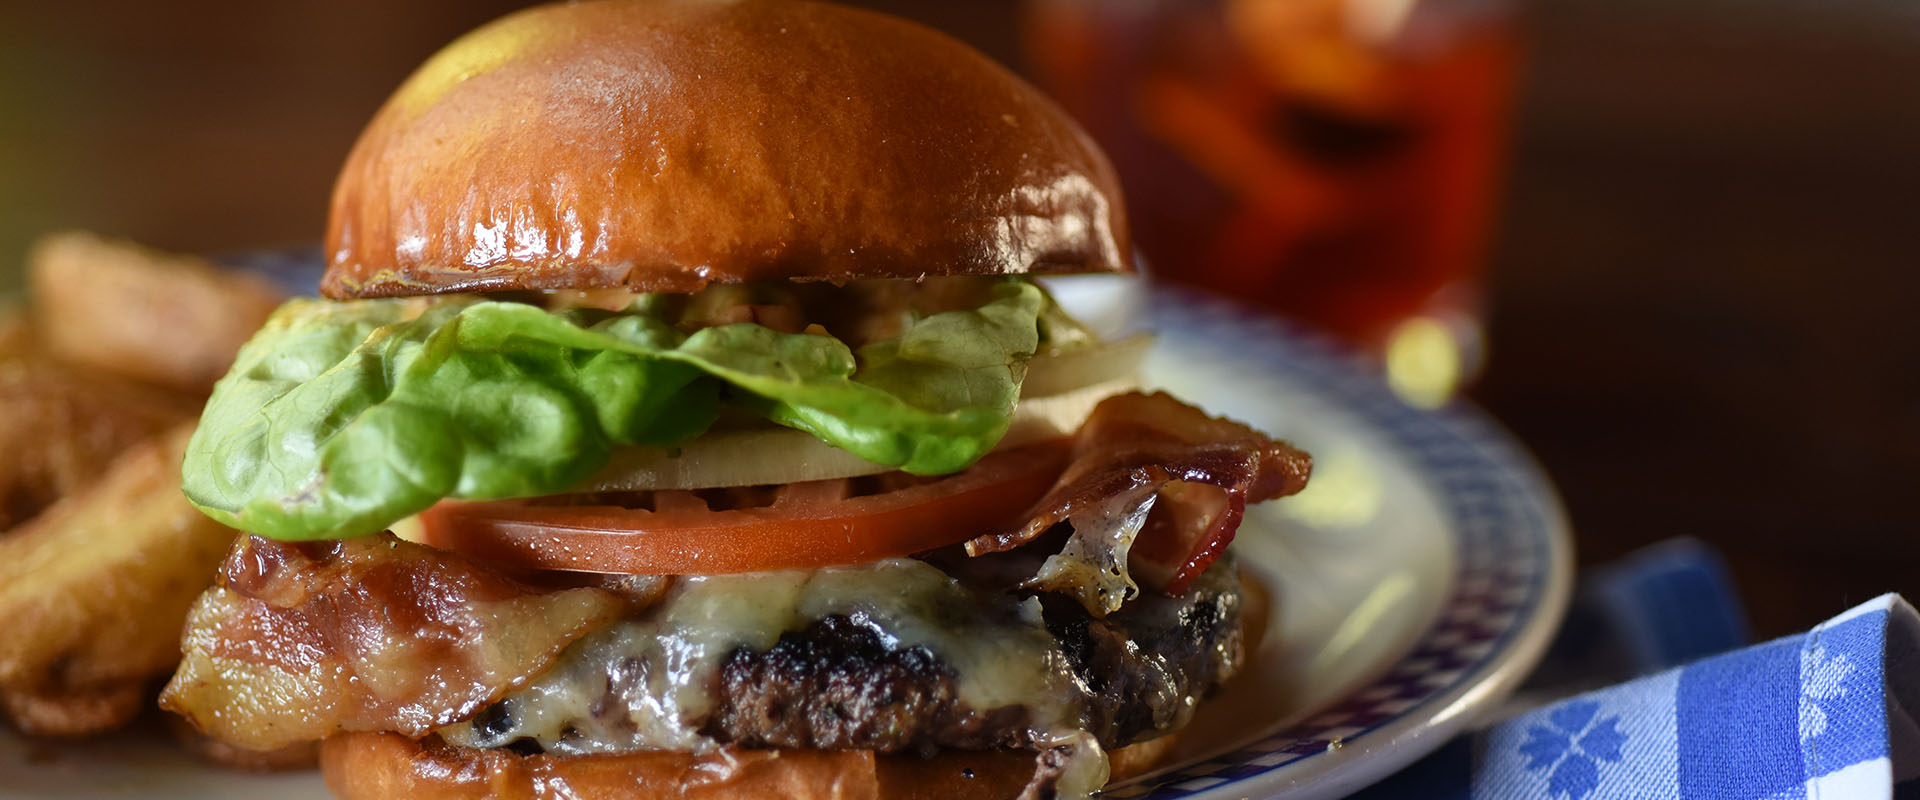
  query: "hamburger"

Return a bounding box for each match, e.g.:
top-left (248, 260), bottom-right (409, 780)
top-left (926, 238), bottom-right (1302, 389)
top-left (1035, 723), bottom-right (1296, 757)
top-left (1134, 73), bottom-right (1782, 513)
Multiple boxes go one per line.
top-left (160, 1), bottom-right (1312, 798)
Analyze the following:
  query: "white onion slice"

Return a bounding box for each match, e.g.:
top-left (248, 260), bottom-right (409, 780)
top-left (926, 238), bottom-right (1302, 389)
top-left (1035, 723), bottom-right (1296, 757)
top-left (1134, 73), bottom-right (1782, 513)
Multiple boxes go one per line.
top-left (576, 335), bottom-right (1151, 492)
top-left (578, 377), bottom-right (1138, 492)
top-left (1021, 335), bottom-right (1151, 398)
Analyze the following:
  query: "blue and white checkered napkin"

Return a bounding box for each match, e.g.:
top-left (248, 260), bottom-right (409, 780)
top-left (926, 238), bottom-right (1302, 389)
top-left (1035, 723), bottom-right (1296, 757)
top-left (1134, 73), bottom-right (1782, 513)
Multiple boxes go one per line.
top-left (1358, 591), bottom-right (1920, 799)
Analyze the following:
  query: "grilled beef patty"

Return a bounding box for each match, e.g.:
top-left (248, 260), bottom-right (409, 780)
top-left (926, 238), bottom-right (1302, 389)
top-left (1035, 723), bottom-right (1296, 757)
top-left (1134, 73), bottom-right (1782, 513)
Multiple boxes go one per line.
top-left (452, 556), bottom-right (1245, 757)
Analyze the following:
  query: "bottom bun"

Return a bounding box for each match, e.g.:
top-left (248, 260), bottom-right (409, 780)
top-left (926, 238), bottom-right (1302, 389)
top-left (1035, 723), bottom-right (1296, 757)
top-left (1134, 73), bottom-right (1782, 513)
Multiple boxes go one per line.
top-left (322, 731), bottom-right (1181, 800)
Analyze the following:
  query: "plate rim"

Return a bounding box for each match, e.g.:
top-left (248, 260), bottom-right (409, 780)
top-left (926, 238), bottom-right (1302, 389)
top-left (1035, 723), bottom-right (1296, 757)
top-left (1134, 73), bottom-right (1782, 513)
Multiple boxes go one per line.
top-left (1100, 284), bottom-right (1574, 800)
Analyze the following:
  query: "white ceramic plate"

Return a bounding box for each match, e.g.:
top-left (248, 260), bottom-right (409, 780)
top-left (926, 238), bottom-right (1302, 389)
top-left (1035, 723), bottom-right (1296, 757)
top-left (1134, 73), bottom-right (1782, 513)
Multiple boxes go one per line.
top-left (1063, 276), bottom-right (1573, 799)
top-left (1, 269), bottom-right (1571, 799)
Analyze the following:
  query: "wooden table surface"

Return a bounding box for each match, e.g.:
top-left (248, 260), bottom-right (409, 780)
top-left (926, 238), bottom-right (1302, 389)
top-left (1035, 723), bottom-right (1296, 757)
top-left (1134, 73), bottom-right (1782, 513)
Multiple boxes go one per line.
top-left (1, 0), bottom-right (1913, 638)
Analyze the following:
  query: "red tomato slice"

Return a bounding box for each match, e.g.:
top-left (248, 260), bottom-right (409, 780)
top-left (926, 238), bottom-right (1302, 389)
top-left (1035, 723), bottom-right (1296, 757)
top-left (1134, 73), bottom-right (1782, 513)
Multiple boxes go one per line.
top-left (418, 440), bottom-right (1072, 575)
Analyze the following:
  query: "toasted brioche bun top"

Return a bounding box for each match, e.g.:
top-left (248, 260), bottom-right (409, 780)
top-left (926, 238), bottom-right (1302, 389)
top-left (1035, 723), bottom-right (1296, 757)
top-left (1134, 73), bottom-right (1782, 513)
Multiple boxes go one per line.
top-left (321, 0), bottom-right (1132, 300)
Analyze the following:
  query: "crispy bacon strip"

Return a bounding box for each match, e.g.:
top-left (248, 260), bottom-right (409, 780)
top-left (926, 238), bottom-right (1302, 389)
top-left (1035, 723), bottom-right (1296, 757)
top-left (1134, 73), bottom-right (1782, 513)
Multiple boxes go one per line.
top-left (161, 533), bottom-right (630, 751)
top-left (968, 392), bottom-right (1311, 595)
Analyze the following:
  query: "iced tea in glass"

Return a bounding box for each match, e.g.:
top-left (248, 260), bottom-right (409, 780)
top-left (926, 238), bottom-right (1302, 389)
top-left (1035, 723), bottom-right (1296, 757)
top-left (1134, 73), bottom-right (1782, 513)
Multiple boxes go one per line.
top-left (1024, 0), bottom-right (1518, 403)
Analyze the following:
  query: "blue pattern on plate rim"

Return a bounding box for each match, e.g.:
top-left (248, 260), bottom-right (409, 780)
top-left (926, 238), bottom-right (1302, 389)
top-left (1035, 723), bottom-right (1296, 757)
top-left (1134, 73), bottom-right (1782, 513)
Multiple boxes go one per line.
top-left (214, 252), bottom-right (1564, 800)
top-left (1100, 285), bottom-right (1561, 798)
top-left (218, 244), bottom-right (327, 296)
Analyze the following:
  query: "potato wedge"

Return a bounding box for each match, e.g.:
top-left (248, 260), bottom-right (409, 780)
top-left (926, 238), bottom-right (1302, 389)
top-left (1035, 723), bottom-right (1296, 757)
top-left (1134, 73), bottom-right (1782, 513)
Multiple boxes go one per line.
top-left (0, 336), bottom-right (193, 530)
top-left (28, 230), bottom-right (282, 394)
top-left (0, 424), bottom-right (239, 736)
top-left (0, 683), bottom-right (147, 739)
top-left (0, 310), bottom-right (31, 360)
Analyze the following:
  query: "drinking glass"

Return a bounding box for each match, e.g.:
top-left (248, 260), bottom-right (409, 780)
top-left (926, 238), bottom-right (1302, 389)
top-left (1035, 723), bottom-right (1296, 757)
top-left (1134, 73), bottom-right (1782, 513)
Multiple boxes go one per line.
top-left (1023, 0), bottom-right (1519, 404)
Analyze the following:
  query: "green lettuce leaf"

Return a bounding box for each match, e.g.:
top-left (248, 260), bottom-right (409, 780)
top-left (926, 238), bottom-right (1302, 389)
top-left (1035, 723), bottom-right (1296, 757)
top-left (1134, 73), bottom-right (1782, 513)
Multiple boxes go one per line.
top-left (184, 281), bottom-right (1043, 540)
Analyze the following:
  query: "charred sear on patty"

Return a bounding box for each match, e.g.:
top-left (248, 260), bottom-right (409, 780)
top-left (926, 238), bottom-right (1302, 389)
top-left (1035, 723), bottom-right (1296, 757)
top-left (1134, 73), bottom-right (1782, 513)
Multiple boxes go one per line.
top-left (1041, 568), bottom-right (1242, 746)
top-left (707, 614), bottom-right (1032, 753)
top-left (466, 558), bottom-right (1243, 757)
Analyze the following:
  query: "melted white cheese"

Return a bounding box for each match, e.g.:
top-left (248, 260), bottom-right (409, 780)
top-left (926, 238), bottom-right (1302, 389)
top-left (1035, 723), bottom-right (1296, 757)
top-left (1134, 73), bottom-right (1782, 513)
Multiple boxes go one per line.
top-left (442, 558), bottom-right (1104, 792)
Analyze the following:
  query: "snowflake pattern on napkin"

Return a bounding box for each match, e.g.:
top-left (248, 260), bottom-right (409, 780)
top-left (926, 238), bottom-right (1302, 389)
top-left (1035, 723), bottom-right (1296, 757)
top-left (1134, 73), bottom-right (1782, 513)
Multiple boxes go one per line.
top-left (1519, 701), bottom-right (1628, 799)
top-left (1800, 644), bottom-right (1857, 743)
top-left (1360, 594), bottom-right (1918, 800)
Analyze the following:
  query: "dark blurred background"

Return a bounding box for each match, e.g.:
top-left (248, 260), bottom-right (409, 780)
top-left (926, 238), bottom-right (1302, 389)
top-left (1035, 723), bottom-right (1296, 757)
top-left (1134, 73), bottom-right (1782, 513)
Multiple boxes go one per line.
top-left (0, 0), bottom-right (1914, 638)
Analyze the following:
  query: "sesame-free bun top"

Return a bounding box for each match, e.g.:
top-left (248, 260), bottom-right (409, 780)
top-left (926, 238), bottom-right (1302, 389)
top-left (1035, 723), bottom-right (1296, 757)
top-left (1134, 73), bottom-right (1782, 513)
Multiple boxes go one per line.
top-left (321, 0), bottom-right (1132, 299)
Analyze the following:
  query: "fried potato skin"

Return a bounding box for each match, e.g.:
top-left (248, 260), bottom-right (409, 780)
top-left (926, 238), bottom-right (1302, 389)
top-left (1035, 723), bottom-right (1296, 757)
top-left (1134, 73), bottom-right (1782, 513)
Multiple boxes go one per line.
top-left (0, 424), bottom-right (240, 736)
top-left (0, 683), bottom-right (147, 738)
top-left (27, 230), bottom-right (282, 394)
top-left (0, 322), bottom-right (193, 530)
top-left (0, 311), bottom-right (31, 360)
top-left (0, 234), bottom-right (275, 741)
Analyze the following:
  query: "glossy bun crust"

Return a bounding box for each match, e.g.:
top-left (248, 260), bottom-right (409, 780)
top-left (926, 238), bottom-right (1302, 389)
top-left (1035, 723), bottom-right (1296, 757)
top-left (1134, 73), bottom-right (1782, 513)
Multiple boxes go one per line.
top-left (322, 0), bottom-right (1131, 299)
